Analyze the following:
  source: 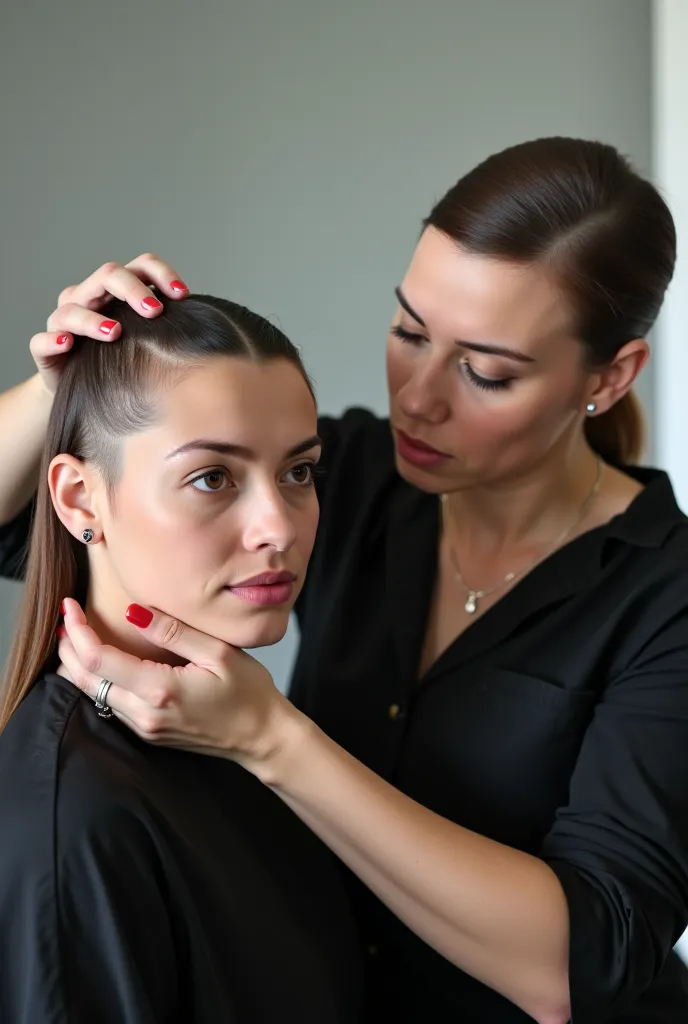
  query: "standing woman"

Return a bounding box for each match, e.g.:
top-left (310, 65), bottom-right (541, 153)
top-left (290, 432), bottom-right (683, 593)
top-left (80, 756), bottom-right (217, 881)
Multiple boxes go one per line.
top-left (2, 137), bottom-right (688, 1023)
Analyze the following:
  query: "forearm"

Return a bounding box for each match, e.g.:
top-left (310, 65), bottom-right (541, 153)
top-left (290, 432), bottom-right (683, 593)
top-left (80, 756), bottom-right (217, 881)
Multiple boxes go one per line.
top-left (0, 374), bottom-right (52, 524)
top-left (263, 713), bottom-right (571, 1024)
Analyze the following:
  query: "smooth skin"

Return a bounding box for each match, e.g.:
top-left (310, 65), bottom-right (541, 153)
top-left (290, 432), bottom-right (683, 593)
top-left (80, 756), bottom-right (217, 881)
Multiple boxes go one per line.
top-left (51, 356), bottom-right (321, 657)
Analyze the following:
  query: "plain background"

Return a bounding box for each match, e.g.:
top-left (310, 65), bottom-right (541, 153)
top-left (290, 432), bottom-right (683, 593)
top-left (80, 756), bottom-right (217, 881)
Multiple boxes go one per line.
top-left (0, 0), bottom-right (653, 680)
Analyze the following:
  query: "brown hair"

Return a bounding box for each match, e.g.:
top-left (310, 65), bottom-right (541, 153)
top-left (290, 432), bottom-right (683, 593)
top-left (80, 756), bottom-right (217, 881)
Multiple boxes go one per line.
top-left (425, 137), bottom-right (676, 466)
top-left (0, 295), bottom-right (314, 731)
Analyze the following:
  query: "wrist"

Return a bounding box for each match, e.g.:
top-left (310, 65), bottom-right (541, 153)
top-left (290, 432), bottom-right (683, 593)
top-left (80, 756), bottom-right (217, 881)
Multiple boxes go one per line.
top-left (249, 696), bottom-right (316, 788)
top-left (28, 371), bottom-right (56, 408)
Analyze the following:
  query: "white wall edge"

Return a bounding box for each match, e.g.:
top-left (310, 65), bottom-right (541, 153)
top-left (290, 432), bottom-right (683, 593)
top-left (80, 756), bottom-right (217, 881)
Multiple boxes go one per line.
top-left (653, 0), bottom-right (688, 513)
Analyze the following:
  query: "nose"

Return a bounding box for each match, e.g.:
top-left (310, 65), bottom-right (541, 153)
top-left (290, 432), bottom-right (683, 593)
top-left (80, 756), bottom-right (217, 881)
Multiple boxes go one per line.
top-left (397, 359), bottom-right (451, 425)
top-left (241, 485), bottom-right (298, 554)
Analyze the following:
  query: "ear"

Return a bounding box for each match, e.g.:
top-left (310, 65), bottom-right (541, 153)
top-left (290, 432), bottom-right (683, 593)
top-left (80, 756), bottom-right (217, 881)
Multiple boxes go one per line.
top-left (585, 339), bottom-right (649, 414)
top-left (48, 455), bottom-right (104, 543)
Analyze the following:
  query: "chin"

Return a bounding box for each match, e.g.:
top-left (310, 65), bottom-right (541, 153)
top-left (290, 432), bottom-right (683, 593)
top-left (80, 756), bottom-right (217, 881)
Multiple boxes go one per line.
top-left (214, 610), bottom-right (291, 650)
top-left (394, 453), bottom-right (449, 493)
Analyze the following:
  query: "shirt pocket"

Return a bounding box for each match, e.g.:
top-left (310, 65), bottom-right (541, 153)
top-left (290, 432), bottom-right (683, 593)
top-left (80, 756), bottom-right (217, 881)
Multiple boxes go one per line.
top-left (398, 668), bottom-right (597, 850)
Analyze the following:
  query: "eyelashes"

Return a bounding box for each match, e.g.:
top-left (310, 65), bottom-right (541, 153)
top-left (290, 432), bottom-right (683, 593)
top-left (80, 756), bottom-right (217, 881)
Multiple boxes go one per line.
top-left (390, 325), bottom-right (513, 391)
top-left (461, 361), bottom-right (512, 392)
top-left (191, 470), bottom-right (228, 492)
top-left (189, 461), bottom-right (321, 494)
top-left (284, 462), bottom-right (318, 487)
top-left (391, 324), bottom-right (425, 344)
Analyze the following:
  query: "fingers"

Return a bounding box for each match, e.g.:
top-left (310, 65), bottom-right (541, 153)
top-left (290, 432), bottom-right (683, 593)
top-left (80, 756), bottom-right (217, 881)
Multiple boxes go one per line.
top-left (125, 603), bottom-right (233, 671)
top-left (57, 631), bottom-right (168, 740)
top-left (29, 329), bottom-right (75, 366)
top-left (59, 254), bottom-right (188, 317)
top-left (61, 598), bottom-right (165, 704)
top-left (42, 255), bottom-right (188, 369)
top-left (46, 302), bottom-right (122, 341)
top-left (125, 253), bottom-right (188, 298)
top-left (57, 630), bottom-right (135, 711)
top-left (59, 598), bottom-right (233, 737)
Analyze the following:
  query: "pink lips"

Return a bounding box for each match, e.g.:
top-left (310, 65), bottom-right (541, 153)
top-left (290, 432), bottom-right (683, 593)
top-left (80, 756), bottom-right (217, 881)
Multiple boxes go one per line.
top-left (394, 429), bottom-right (451, 469)
top-left (226, 571), bottom-right (296, 607)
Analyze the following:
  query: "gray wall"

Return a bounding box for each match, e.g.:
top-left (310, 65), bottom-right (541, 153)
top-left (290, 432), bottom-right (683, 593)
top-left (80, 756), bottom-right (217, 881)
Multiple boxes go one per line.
top-left (0, 0), bottom-right (653, 681)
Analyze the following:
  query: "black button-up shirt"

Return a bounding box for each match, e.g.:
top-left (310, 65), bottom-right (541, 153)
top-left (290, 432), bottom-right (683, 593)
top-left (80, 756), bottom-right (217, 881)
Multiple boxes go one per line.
top-left (290, 409), bottom-right (688, 1022)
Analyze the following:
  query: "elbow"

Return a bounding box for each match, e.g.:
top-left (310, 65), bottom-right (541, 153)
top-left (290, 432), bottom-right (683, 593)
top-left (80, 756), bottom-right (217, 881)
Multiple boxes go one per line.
top-left (528, 978), bottom-right (571, 1024)
top-left (534, 1006), bottom-right (571, 1024)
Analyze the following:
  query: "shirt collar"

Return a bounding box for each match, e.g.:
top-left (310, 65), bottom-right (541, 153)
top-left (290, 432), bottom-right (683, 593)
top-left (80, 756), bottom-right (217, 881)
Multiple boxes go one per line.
top-left (603, 467), bottom-right (687, 550)
top-left (384, 466), bottom-right (686, 683)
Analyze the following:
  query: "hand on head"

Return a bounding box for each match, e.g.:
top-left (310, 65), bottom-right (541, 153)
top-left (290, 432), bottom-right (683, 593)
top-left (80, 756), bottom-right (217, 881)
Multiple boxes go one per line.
top-left (30, 254), bottom-right (188, 393)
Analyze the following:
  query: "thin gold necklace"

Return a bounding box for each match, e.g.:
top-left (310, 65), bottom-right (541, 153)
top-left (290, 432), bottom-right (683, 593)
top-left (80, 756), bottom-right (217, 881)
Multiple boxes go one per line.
top-left (440, 458), bottom-right (604, 615)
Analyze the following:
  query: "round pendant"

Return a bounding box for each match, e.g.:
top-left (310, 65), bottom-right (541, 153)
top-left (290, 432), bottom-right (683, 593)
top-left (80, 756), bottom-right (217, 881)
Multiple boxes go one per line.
top-left (465, 594), bottom-right (478, 614)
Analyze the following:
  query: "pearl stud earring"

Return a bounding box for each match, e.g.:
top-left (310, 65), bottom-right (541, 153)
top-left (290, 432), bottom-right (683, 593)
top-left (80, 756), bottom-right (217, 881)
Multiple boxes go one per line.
top-left (586, 402), bottom-right (597, 415)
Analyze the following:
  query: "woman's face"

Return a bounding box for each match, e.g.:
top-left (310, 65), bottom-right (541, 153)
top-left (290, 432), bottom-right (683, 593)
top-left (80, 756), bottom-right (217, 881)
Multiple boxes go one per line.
top-left (386, 227), bottom-right (595, 493)
top-left (89, 356), bottom-right (320, 650)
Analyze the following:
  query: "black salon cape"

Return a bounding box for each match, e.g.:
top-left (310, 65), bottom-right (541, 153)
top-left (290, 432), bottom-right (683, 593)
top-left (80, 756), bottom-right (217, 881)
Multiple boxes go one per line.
top-left (0, 672), bottom-right (362, 1023)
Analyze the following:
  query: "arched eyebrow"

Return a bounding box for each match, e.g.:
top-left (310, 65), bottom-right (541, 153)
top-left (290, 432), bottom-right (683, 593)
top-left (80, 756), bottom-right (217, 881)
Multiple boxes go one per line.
top-left (394, 286), bottom-right (535, 364)
top-left (166, 435), bottom-right (322, 460)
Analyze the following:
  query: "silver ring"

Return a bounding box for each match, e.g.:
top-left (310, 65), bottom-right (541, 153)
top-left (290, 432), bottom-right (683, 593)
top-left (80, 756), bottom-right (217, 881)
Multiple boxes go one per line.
top-left (95, 679), bottom-right (113, 708)
top-left (95, 679), bottom-right (114, 718)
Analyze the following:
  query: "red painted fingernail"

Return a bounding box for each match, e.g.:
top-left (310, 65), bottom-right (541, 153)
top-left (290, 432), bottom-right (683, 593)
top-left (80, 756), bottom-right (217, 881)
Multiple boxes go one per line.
top-left (141, 296), bottom-right (163, 311)
top-left (57, 334), bottom-right (70, 346)
top-left (170, 280), bottom-right (187, 293)
top-left (56, 626), bottom-right (66, 639)
top-left (99, 320), bottom-right (118, 335)
top-left (60, 599), bottom-right (67, 615)
top-left (126, 604), bottom-right (154, 628)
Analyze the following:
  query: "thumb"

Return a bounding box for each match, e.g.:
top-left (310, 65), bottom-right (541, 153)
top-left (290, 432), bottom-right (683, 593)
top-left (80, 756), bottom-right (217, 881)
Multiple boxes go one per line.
top-left (62, 596), bottom-right (89, 625)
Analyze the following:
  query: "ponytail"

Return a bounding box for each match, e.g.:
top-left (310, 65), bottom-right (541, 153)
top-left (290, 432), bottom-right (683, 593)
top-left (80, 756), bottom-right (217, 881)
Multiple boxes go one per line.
top-left (584, 389), bottom-right (645, 468)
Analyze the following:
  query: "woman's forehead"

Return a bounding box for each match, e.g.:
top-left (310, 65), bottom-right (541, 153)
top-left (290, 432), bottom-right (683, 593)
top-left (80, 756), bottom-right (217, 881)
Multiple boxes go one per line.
top-left (126, 357), bottom-right (318, 463)
top-left (402, 228), bottom-right (574, 353)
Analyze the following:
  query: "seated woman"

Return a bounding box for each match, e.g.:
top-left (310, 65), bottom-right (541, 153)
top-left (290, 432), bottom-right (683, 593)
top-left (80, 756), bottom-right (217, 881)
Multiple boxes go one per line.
top-left (0, 295), bottom-right (362, 1023)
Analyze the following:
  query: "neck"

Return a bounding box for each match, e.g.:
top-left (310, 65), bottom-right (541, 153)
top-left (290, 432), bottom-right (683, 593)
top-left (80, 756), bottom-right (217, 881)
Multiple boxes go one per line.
top-left (82, 559), bottom-right (187, 669)
top-left (442, 435), bottom-right (601, 555)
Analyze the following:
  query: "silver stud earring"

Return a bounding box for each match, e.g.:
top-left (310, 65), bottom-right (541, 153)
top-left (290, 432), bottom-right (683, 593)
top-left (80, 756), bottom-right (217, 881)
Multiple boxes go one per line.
top-left (82, 529), bottom-right (94, 543)
top-left (586, 402), bottom-right (597, 415)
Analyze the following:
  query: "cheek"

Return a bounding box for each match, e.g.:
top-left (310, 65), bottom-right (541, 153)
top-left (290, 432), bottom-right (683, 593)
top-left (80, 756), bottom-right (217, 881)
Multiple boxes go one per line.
top-left (102, 486), bottom-right (237, 603)
top-left (288, 493), bottom-right (320, 571)
top-left (455, 375), bottom-right (583, 460)
top-left (386, 340), bottom-right (411, 397)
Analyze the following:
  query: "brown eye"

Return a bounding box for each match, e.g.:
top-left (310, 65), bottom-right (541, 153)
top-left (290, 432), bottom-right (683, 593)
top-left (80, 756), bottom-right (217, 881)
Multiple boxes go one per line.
top-left (191, 471), bottom-right (228, 492)
top-left (285, 463), bottom-right (315, 486)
